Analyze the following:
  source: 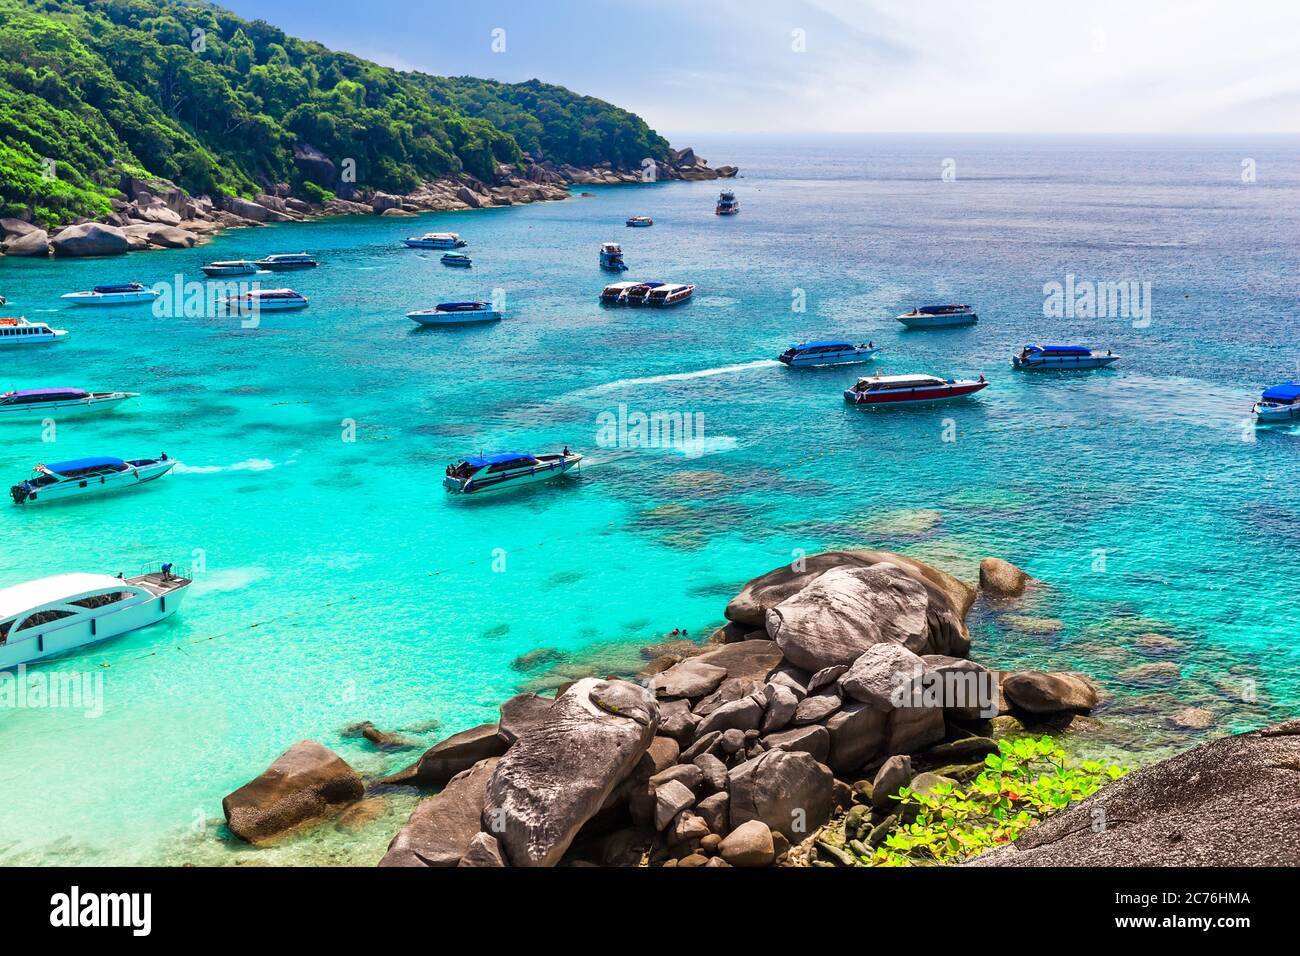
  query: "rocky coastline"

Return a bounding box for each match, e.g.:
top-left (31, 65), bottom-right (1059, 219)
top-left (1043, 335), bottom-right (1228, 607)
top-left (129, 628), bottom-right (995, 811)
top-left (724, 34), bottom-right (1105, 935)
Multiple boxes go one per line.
top-left (0, 146), bottom-right (737, 260)
top-left (211, 549), bottom-right (1289, 868)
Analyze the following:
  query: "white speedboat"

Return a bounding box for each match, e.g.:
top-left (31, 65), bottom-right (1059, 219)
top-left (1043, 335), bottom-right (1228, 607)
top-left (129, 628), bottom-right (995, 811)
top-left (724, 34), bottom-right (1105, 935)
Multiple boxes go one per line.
top-left (254, 253), bottom-right (318, 271)
top-left (645, 283), bottom-right (696, 306)
top-left (0, 567), bottom-right (191, 668)
top-left (408, 301), bottom-right (501, 326)
top-left (1253, 382), bottom-right (1300, 423)
top-left (844, 373), bottom-right (989, 406)
top-left (0, 317), bottom-right (68, 346)
top-left (896, 304), bottom-right (978, 328)
top-left (60, 283), bottom-right (160, 306)
top-left (202, 260), bottom-right (259, 277)
top-left (0, 388), bottom-right (138, 420)
top-left (221, 288), bottom-right (309, 312)
top-left (779, 339), bottom-right (879, 367)
top-left (403, 233), bottom-right (466, 249)
top-left (1013, 345), bottom-right (1119, 370)
top-left (10, 455), bottom-right (176, 505)
top-left (626, 216), bottom-right (654, 227)
top-left (600, 281), bottom-right (641, 304)
top-left (600, 243), bottom-right (627, 271)
top-left (441, 252), bottom-right (473, 267)
top-left (444, 449), bottom-right (582, 496)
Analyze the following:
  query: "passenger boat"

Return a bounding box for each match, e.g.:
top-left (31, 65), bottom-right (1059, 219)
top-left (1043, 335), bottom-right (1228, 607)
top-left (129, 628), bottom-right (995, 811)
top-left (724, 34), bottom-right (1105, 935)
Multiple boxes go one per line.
top-left (444, 449), bottom-right (582, 496)
top-left (60, 283), bottom-right (159, 306)
top-left (1012, 345), bottom-right (1119, 370)
top-left (403, 233), bottom-right (466, 249)
top-left (600, 243), bottom-right (628, 271)
top-left (0, 317), bottom-right (68, 346)
top-left (844, 373), bottom-right (989, 406)
top-left (408, 301), bottom-right (502, 326)
top-left (441, 252), bottom-right (473, 267)
top-left (1253, 382), bottom-right (1300, 423)
top-left (645, 283), bottom-right (696, 306)
top-left (896, 304), bottom-right (978, 328)
top-left (202, 260), bottom-right (259, 277)
top-left (715, 190), bottom-right (739, 215)
top-left (253, 253), bottom-right (318, 271)
top-left (600, 281), bottom-right (641, 304)
top-left (626, 216), bottom-right (654, 227)
top-left (778, 340), bottom-right (879, 367)
top-left (0, 388), bottom-right (138, 420)
top-left (221, 288), bottom-right (309, 311)
top-left (607, 281), bottom-right (695, 306)
top-left (0, 566), bottom-right (191, 669)
top-left (9, 454), bottom-right (176, 505)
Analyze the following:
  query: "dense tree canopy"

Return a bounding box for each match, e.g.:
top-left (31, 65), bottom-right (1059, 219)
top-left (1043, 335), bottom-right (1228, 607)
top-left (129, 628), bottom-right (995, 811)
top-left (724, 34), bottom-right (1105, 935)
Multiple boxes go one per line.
top-left (0, 0), bottom-right (673, 226)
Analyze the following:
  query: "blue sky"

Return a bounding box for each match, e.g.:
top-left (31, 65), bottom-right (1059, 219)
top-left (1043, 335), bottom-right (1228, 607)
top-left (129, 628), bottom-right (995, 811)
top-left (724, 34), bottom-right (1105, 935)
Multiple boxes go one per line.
top-left (223, 0), bottom-right (1300, 135)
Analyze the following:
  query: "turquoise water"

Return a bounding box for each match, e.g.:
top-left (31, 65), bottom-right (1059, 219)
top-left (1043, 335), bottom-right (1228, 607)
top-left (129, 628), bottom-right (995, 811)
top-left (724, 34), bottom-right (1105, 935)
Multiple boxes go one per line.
top-left (1, 134), bottom-right (1298, 864)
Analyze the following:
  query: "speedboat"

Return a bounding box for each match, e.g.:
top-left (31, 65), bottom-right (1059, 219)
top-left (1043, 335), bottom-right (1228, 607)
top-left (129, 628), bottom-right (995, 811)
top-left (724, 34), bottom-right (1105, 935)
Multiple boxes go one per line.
top-left (253, 253), bottom-right (318, 271)
top-left (60, 283), bottom-right (159, 306)
top-left (844, 373), bottom-right (989, 406)
top-left (0, 566), bottom-right (191, 668)
top-left (440, 252), bottom-right (472, 267)
top-left (779, 340), bottom-right (879, 367)
top-left (626, 216), bottom-right (654, 227)
top-left (896, 304), bottom-right (978, 329)
top-left (0, 317), bottom-right (68, 346)
top-left (715, 191), bottom-right (739, 215)
top-left (221, 288), bottom-right (309, 312)
top-left (600, 281), bottom-right (641, 304)
top-left (600, 243), bottom-right (627, 271)
top-left (444, 450), bottom-right (582, 496)
top-left (403, 233), bottom-right (466, 249)
top-left (408, 301), bottom-right (502, 326)
top-left (1013, 345), bottom-right (1119, 371)
top-left (645, 283), bottom-right (695, 306)
top-left (624, 282), bottom-right (663, 305)
top-left (0, 388), bottom-right (138, 421)
top-left (10, 455), bottom-right (176, 505)
top-left (1253, 382), bottom-right (1300, 423)
top-left (202, 260), bottom-right (259, 277)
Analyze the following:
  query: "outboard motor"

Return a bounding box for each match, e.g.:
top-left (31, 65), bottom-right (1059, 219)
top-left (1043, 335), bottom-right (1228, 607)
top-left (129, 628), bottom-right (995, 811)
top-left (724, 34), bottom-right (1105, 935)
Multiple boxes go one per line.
top-left (10, 481), bottom-right (31, 505)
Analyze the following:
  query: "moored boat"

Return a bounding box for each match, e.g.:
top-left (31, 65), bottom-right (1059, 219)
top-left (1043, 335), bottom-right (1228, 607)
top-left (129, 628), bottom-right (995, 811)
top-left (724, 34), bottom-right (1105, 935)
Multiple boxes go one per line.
top-left (600, 243), bottom-right (627, 271)
top-left (403, 233), bottom-right (466, 249)
top-left (202, 260), bottom-right (259, 277)
top-left (408, 301), bottom-right (502, 326)
top-left (221, 288), bottom-right (309, 311)
top-left (1253, 381), bottom-right (1300, 423)
top-left (1012, 345), bottom-right (1119, 370)
top-left (645, 283), bottom-right (695, 306)
top-left (0, 388), bottom-right (138, 420)
top-left (9, 454), bottom-right (176, 505)
top-left (444, 449), bottom-right (582, 495)
top-left (778, 340), bottom-right (879, 367)
top-left (600, 281), bottom-right (641, 304)
top-left (0, 566), bottom-right (191, 669)
top-left (715, 190), bottom-right (739, 215)
top-left (0, 317), bottom-right (68, 346)
top-left (253, 253), bottom-right (318, 270)
top-left (844, 373), bottom-right (989, 406)
top-left (896, 304), bottom-right (978, 329)
top-left (626, 216), bottom-right (654, 227)
top-left (60, 283), bottom-right (159, 306)
top-left (441, 252), bottom-right (473, 267)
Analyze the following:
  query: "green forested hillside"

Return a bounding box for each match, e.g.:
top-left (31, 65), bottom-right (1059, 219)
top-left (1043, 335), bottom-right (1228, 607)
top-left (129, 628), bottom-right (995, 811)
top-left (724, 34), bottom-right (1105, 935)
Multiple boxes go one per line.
top-left (0, 0), bottom-right (672, 226)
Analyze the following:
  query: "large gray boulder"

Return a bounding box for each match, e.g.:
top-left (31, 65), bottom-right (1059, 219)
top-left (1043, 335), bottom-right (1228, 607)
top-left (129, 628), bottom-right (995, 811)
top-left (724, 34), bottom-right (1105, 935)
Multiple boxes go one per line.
top-left (380, 757), bottom-right (499, 866)
top-left (970, 721), bottom-right (1300, 866)
top-left (222, 196), bottom-right (271, 222)
top-left (1002, 671), bottom-right (1099, 715)
top-left (839, 642), bottom-right (924, 708)
top-left (222, 741), bottom-right (363, 843)
top-left (497, 693), bottom-right (554, 745)
top-left (380, 722), bottom-right (507, 788)
top-left (1, 228), bottom-right (49, 256)
top-left (648, 659), bottom-right (727, 700)
top-left (50, 222), bottom-right (130, 257)
top-left (122, 222), bottom-right (197, 249)
top-left (766, 563), bottom-right (967, 671)
top-left (822, 701), bottom-right (887, 773)
top-left (979, 557), bottom-right (1034, 597)
top-left (694, 694), bottom-right (764, 738)
top-left (483, 679), bottom-right (658, 866)
top-left (728, 749), bottom-right (833, 840)
top-left (687, 640), bottom-right (785, 684)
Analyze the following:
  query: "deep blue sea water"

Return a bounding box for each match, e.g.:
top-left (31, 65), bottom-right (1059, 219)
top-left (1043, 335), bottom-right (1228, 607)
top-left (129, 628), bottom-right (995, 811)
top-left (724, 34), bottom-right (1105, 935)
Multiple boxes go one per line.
top-left (1, 134), bottom-right (1297, 864)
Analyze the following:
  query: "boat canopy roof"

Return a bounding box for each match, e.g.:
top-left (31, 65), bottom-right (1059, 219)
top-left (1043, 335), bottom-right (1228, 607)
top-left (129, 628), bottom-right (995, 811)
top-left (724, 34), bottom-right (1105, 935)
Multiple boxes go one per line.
top-left (0, 573), bottom-right (135, 620)
top-left (1025, 345), bottom-right (1092, 354)
top-left (916, 304), bottom-right (969, 314)
top-left (793, 340), bottom-right (853, 350)
top-left (856, 374), bottom-right (946, 386)
top-left (4, 388), bottom-right (89, 400)
top-left (463, 451), bottom-right (534, 468)
top-left (92, 283), bottom-right (144, 293)
top-left (1262, 382), bottom-right (1300, 402)
top-left (436, 301), bottom-right (489, 311)
top-left (45, 456), bottom-right (126, 473)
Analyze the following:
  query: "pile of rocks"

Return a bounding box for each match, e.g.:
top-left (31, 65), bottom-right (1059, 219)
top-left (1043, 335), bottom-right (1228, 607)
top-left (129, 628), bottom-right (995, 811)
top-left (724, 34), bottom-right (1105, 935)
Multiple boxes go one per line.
top-left (219, 549), bottom-right (1107, 867)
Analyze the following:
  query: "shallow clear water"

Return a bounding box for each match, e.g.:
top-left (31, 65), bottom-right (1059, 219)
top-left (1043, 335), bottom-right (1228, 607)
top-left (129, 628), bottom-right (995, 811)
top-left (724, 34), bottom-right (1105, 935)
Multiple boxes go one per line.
top-left (1, 134), bottom-right (1297, 864)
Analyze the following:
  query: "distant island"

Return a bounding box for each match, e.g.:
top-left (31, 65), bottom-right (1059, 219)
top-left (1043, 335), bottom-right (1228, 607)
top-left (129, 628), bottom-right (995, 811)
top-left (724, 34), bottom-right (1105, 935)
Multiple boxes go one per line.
top-left (0, 0), bottom-right (735, 256)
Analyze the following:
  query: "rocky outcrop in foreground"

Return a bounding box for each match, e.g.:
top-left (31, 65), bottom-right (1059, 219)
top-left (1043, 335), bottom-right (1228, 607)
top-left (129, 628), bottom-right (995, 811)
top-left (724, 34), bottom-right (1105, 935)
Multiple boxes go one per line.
top-left (968, 719), bottom-right (1300, 866)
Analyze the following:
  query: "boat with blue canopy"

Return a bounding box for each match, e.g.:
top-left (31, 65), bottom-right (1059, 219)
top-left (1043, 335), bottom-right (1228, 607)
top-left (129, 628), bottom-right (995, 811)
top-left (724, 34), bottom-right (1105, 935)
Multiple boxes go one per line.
top-left (1253, 381), bottom-right (1300, 423)
top-left (778, 339), bottom-right (879, 367)
top-left (408, 301), bottom-right (501, 326)
top-left (61, 282), bottom-right (160, 306)
top-left (9, 454), bottom-right (176, 505)
top-left (1012, 344), bottom-right (1119, 370)
top-left (444, 449), bottom-right (582, 496)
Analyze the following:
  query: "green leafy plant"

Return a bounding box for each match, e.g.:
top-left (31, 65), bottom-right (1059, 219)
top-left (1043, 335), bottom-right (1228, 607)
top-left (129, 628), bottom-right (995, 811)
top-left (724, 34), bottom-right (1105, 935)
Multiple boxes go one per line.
top-left (866, 737), bottom-right (1127, 866)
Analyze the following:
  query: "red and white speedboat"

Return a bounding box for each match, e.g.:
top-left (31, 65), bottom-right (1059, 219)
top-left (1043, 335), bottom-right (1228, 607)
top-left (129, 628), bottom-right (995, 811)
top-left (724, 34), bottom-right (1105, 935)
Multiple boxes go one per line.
top-left (844, 373), bottom-right (988, 406)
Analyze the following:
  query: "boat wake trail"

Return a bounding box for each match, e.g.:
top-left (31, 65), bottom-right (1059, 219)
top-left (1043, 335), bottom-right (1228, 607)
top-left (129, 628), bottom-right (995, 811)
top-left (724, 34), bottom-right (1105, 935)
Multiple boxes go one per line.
top-left (588, 360), bottom-right (780, 393)
top-left (173, 458), bottom-right (276, 475)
